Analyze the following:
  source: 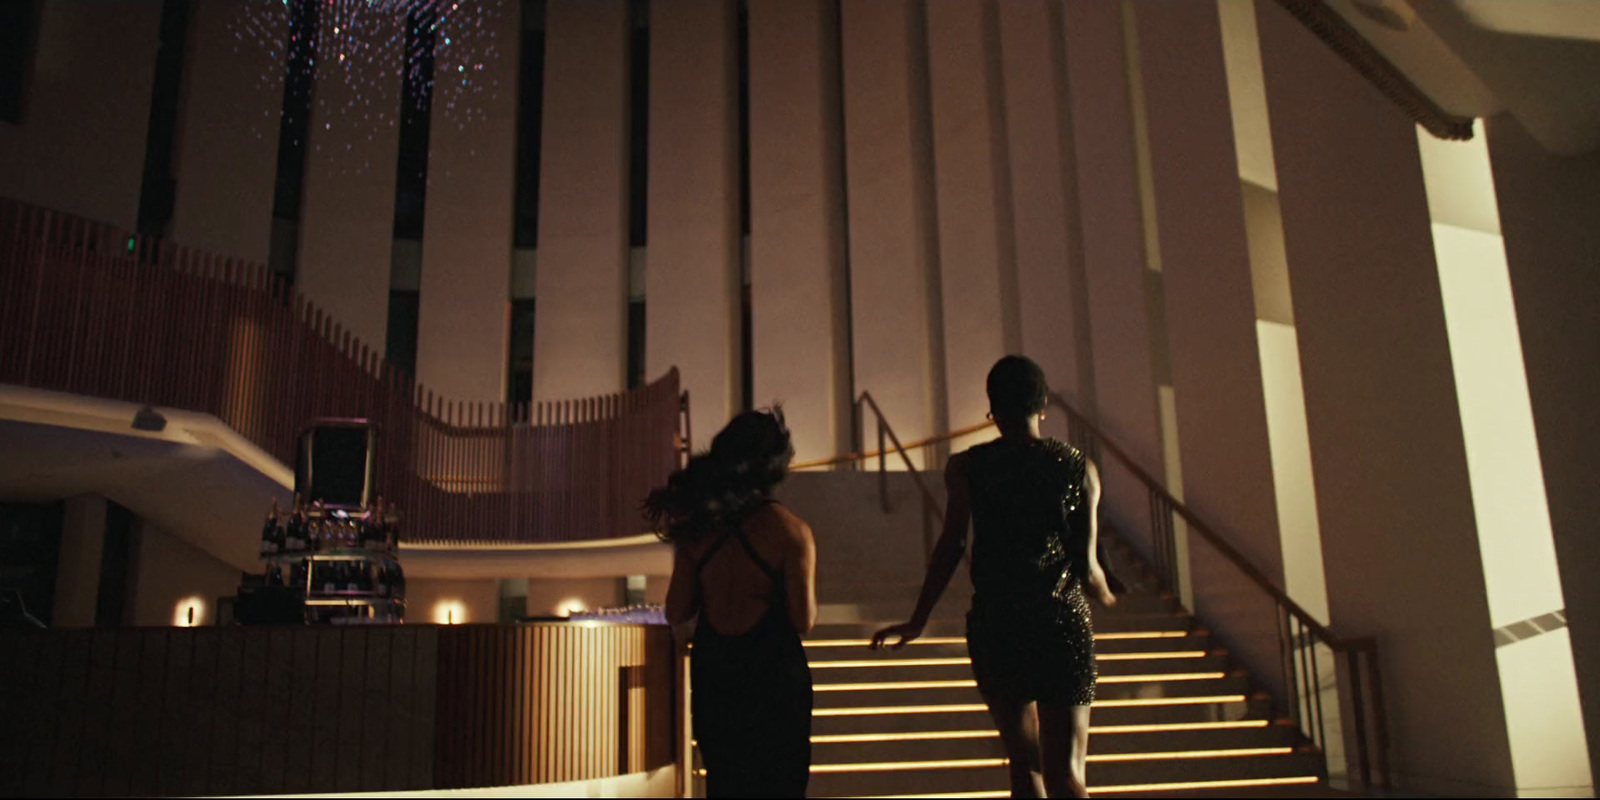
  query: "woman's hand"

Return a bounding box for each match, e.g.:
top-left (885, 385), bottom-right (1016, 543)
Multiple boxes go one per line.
top-left (1087, 564), bottom-right (1117, 608)
top-left (870, 620), bottom-right (925, 650)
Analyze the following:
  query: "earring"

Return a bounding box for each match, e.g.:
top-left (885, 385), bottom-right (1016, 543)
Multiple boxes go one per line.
top-left (985, 412), bottom-right (993, 421)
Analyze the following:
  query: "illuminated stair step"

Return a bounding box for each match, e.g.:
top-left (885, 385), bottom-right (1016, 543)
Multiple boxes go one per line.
top-left (808, 724), bottom-right (1304, 764)
top-left (812, 677), bottom-right (1253, 709)
top-left (812, 672), bottom-right (1231, 691)
top-left (838, 775), bottom-right (1323, 799)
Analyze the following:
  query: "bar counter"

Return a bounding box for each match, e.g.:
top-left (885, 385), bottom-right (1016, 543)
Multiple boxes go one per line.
top-left (0, 622), bottom-right (676, 797)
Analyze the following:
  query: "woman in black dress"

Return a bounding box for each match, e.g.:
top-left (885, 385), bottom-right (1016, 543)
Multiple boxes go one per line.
top-left (872, 356), bottom-right (1116, 798)
top-left (651, 409), bottom-right (817, 798)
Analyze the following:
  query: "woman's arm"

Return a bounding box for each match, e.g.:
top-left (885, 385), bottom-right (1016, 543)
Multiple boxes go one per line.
top-left (664, 544), bottom-right (700, 625)
top-left (871, 454), bottom-right (971, 649)
top-left (783, 516), bottom-right (818, 633)
top-left (1084, 460), bottom-right (1116, 606)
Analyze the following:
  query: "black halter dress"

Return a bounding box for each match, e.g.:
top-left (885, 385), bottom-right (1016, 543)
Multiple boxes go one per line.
top-left (690, 505), bottom-right (814, 798)
top-left (963, 437), bottom-right (1098, 705)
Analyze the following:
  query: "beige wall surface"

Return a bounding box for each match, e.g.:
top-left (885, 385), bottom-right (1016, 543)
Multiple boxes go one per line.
top-left (295, 7), bottom-right (405, 353)
top-left (0, 1), bottom-right (160, 231)
top-left (407, 577), bottom-right (499, 625)
top-left (841, 0), bottom-right (939, 467)
top-left (1258, 2), bottom-right (1513, 793)
top-left (1131, 1), bottom-right (1284, 694)
top-left (645, 0), bottom-right (740, 444)
top-left (414, 2), bottom-right (521, 405)
top-left (925, 0), bottom-right (1012, 450)
top-left (52, 494), bottom-right (107, 628)
top-left (170, 1), bottom-right (284, 264)
top-left (747, 0), bottom-right (852, 463)
top-left (1058, 1), bottom-right (1164, 548)
top-left (524, 576), bottom-right (623, 618)
top-left (533, 0), bottom-right (631, 403)
top-left (128, 521), bottom-right (244, 628)
top-left (1488, 112), bottom-right (1600, 784)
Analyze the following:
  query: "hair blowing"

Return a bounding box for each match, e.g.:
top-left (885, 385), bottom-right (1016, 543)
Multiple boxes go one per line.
top-left (644, 407), bottom-right (795, 545)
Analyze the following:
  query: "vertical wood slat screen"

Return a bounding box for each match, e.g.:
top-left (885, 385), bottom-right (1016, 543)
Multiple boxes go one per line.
top-left (0, 623), bottom-right (673, 798)
top-left (0, 197), bottom-right (684, 544)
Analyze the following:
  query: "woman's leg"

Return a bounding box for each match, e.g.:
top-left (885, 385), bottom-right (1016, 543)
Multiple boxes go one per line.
top-left (985, 694), bottom-right (1045, 798)
top-left (1037, 702), bottom-right (1091, 798)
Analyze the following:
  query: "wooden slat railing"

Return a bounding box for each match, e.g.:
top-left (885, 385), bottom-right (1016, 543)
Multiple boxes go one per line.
top-left (0, 197), bottom-right (684, 544)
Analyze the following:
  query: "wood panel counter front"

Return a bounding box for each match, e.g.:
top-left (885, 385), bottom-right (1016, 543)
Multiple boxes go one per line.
top-left (0, 622), bottom-right (676, 797)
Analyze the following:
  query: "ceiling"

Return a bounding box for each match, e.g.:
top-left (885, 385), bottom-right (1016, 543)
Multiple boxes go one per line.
top-left (1327, 0), bottom-right (1600, 155)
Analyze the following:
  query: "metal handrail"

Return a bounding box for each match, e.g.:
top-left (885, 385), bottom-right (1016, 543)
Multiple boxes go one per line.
top-left (789, 418), bottom-right (997, 471)
top-left (1047, 392), bottom-right (1389, 789)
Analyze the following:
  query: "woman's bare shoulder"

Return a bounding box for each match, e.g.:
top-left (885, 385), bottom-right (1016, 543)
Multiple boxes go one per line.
top-left (752, 501), bottom-right (812, 540)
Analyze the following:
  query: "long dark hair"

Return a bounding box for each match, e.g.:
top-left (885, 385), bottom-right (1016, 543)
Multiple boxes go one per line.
top-left (644, 407), bottom-right (795, 545)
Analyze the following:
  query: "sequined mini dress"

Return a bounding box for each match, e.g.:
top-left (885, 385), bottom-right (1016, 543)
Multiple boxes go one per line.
top-left (963, 437), bottom-right (1097, 705)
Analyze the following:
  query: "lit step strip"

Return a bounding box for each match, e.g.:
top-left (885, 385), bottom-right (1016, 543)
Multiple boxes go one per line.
top-left (812, 694), bottom-right (1246, 716)
top-left (813, 673), bottom-right (1228, 691)
top-left (808, 651), bottom-right (1208, 669)
top-left (811, 747), bottom-right (1297, 773)
top-left (803, 631), bottom-right (1190, 648)
top-left (835, 775), bottom-right (1322, 799)
top-left (812, 719), bottom-right (1274, 743)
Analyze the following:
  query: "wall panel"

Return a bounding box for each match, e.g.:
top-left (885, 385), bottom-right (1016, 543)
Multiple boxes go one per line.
top-left (747, 0), bottom-right (851, 462)
top-left (415, 2), bottom-right (522, 403)
top-left (645, 0), bottom-right (740, 444)
top-left (533, 0), bottom-right (630, 402)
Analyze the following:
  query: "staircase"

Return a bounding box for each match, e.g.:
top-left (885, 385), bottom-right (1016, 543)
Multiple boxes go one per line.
top-left (691, 536), bottom-right (1328, 797)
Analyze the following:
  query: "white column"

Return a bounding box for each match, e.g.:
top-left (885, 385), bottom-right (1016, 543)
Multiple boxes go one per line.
top-left (0, 1), bottom-right (160, 230)
top-left (747, 0), bottom-right (851, 463)
top-left (533, 0), bottom-right (630, 402)
top-left (296, 7), bottom-right (405, 353)
top-left (170, 1), bottom-right (285, 263)
top-left (1056, 1), bottom-right (1164, 545)
top-left (925, 0), bottom-right (1009, 451)
top-left (645, 0), bottom-right (739, 443)
top-left (1132, 0), bottom-right (1284, 694)
top-left (52, 495), bottom-right (107, 628)
top-left (1257, 3), bottom-right (1512, 792)
top-left (1488, 113), bottom-right (1600, 788)
top-left (414, 2), bottom-right (521, 404)
top-left (841, 0), bottom-right (938, 467)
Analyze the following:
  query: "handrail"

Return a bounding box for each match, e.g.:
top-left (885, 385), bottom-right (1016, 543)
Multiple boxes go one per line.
top-left (789, 418), bottom-right (997, 470)
top-left (1047, 391), bottom-right (1388, 788)
top-left (0, 197), bottom-right (686, 545)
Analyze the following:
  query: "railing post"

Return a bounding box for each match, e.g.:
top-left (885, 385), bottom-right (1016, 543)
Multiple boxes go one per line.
top-left (878, 417), bottom-right (889, 514)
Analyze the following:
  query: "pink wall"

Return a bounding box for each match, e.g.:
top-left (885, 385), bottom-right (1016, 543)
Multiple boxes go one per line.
top-left (1488, 112), bottom-right (1600, 781)
top-left (533, 0), bottom-right (630, 402)
top-left (415, 1), bottom-right (521, 404)
top-left (1259, 3), bottom-right (1512, 792)
top-left (645, 0), bottom-right (740, 443)
top-left (841, 0), bottom-right (939, 465)
top-left (0, 1), bottom-right (159, 231)
top-left (295, 7), bottom-right (405, 352)
top-left (169, 1), bottom-right (284, 264)
top-left (747, 0), bottom-right (852, 462)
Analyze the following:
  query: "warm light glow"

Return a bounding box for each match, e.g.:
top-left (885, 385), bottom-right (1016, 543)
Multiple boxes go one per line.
top-left (804, 637), bottom-right (966, 648)
top-left (1096, 671), bottom-right (1228, 683)
top-left (813, 703), bottom-right (988, 717)
top-left (174, 596), bottom-right (205, 627)
top-left (812, 730), bottom-right (998, 744)
top-left (810, 658), bottom-right (971, 669)
top-left (1094, 631), bottom-right (1190, 640)
top-left (1091, 720), bottom-right (1269, 734)
top-left (433, 600), bottom-right (467, 625)
top-left (810, 758), bottom-right (1007, 773)
top-left (814, 680), bottom-right (975, 692)
top-left (1092, 776), bottom-right (1321, 794)
top-left (1092, 694), bottom-right (1247, 708)
top-left (555, 598), bottom-right (588, 617)
top-left (1086, 746), bottom-right (1294, 762)
top-left (1097, 650), bottom-right (1207, 660)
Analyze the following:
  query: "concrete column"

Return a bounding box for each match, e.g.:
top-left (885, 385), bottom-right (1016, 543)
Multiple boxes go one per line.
top-left (533, 0), bottom-right (630, 402)
top-left (0, 1), bottom-right (159, 230)
top-left (414, 2), bottom-right (521, 404)
top-left (1132, 0), bottom-right (1283, 694)
top-left (170, 0), bottom-right (285, 263)
top-left (747, 0), bottom-right (851, 463)
top-left (1488, 112), bottom-right (1600, 787)
top-left (51, 495), bottom-right (107, 628)
top-left (841, 0), bottom-right (939, 467)
top-left (126, 520), bottom-right (245, 627)
top-left (295, 7), bottom-right (405, 352)
top-left (924, 0), bottom-right (1010, 452)
top-left (1257, 3), bottom-right (1511, 793)
top-left (645, 0), bottom-right (739, 444)
top-left (1056, 1), bottom-right (1164, 547)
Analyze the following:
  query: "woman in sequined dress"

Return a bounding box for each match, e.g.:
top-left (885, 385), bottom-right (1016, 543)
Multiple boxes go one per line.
top-left (872, 356), bottom-right (1117, 798)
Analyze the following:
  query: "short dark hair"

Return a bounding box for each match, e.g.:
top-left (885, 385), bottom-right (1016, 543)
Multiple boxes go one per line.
top-left (986, 355), bottom-right (1049, 421)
